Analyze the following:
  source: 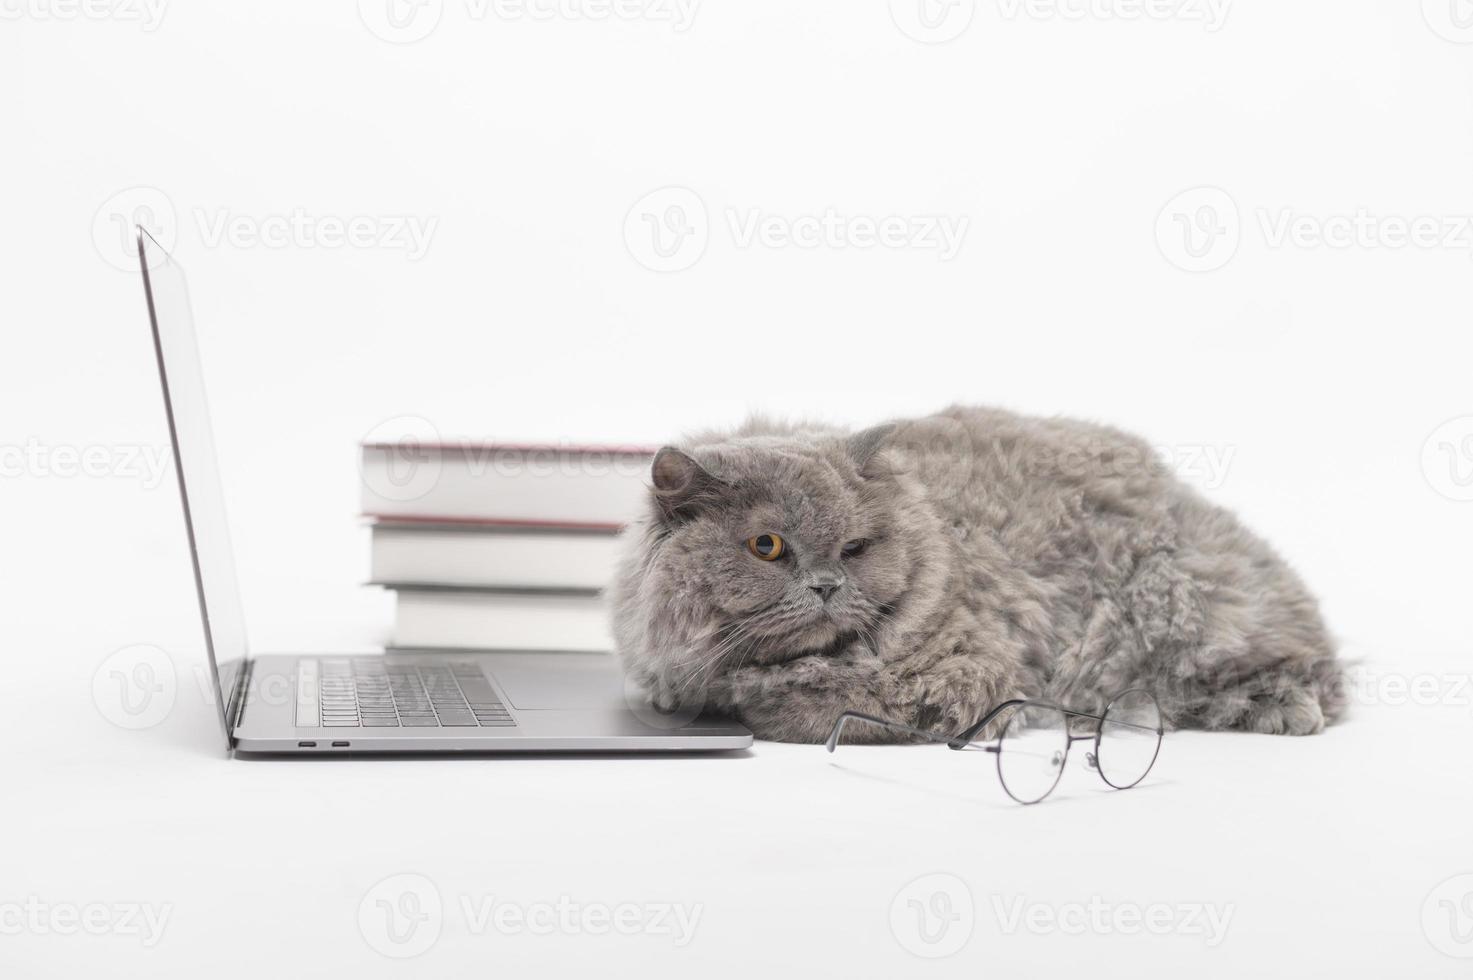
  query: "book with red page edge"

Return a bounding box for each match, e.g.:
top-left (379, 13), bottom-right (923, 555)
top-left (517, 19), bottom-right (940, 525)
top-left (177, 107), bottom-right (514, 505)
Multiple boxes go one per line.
top-left (361, 514), bottom-right (628, 532)
top-left (359, 440), bottom-right (658, 526)
top-left (359, 441), bottom-right (660, 456)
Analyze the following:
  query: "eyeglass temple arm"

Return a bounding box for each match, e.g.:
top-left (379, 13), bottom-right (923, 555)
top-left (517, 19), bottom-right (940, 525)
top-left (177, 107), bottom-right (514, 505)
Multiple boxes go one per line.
top-left (824, 712), bottom-right (967, 752)
top-left (948, 699), bottom-right (1030, 749)
top-left (826, 700), bottom-right (1160, 753)
top-left (825, 701), bottom-right (1040, 752)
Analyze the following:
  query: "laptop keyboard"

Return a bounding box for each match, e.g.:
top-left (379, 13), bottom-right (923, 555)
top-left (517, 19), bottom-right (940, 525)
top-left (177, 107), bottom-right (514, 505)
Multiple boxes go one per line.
top-left (315, 659), bottom-right (515, 728)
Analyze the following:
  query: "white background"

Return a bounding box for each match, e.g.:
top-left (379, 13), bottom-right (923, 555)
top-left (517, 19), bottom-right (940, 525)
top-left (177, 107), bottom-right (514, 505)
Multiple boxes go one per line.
top-left (4, 1), bottom-right (1473, 977)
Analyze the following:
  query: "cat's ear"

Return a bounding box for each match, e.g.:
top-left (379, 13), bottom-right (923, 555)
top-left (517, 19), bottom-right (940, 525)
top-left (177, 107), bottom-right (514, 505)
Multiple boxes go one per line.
top-left (847, 423), bottom-right (896, 476)
top-left (651, 447), bottom-right (723, 521)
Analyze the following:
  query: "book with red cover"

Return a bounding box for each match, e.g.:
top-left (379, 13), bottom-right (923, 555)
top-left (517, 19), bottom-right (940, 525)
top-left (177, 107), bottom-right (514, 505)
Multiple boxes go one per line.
top-left (359, 441), bottom-right (657, 528)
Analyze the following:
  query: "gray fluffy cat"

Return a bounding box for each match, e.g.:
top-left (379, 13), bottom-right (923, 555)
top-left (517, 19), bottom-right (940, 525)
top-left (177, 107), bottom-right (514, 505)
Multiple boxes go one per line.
top-left (611, 406), bottom-right (1344, 743)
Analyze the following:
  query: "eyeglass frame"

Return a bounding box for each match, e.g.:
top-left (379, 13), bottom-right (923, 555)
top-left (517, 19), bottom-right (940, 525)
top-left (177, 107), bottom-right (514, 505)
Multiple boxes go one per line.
top-left (824, 689), bottom-right (1164, 804)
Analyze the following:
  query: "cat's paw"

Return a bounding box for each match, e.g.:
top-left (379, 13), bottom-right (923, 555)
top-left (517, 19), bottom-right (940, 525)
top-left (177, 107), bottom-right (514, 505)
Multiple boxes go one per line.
top-left (1240, 689), bottom-right (1326, 736)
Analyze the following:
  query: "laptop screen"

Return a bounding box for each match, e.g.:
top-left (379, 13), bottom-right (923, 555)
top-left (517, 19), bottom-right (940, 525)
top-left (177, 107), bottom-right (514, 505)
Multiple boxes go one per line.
top-left (137, 228), bottom-right (247, 749)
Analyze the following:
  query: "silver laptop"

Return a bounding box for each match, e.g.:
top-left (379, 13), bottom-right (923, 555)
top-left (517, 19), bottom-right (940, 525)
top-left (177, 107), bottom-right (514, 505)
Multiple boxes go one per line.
top-left (135, 227), bottom-right (752, 755)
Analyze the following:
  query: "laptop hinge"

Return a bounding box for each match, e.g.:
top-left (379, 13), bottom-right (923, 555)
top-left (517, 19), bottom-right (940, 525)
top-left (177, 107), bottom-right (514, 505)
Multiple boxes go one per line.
top-left (224, 658), bottom-right (253, 748)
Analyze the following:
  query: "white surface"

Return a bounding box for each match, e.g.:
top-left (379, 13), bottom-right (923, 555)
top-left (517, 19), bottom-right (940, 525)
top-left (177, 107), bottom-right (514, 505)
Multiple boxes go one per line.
top-left (4, 2), bottom-right (1473, 976)
top-left (2, 566), bottom-right (1470, 977)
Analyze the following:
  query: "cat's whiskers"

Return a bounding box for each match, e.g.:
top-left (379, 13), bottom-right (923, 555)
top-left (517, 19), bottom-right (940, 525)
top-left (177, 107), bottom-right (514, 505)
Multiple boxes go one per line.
top-left (853, 619), bottom-right (881, 657)
top-left (714, 629), bottom-right (766, 684)
top-left (670, 616), bottom-right (763, 668)
top-left (672, 620), bottom-right (760, 697)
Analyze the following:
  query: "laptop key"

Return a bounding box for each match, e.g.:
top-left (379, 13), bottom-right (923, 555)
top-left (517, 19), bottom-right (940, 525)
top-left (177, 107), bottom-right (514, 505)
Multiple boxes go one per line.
top-left (313, 659), bottom-right (519, 732)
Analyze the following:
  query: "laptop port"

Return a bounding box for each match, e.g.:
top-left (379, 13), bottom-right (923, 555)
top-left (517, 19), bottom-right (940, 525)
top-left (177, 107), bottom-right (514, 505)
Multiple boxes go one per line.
top-left (331, 741), bottom-right (350, 747)
top-left (297, 741), bottom-right (317, 748)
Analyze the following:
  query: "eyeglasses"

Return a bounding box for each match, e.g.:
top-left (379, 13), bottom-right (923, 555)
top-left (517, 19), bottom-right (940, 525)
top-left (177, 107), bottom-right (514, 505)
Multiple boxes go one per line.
top-left (825, 689), bottom-right (1163, 804)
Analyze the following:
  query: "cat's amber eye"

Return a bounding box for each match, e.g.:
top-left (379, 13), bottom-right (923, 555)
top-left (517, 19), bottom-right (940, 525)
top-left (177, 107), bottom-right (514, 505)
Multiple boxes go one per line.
top-left (747, 533), bottom-right (785, 561)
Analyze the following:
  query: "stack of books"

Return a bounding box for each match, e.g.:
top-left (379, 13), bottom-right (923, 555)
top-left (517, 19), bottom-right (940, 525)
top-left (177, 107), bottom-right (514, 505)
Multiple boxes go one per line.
top-left (360, 441), bottom-right (656, 652)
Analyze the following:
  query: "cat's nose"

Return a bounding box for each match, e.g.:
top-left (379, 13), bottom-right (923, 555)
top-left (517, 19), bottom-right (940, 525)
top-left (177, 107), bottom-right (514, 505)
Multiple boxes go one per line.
top-left (806, 566), bottom-right (845, 602)
top-left (808, 573), bottom-right (844, 601)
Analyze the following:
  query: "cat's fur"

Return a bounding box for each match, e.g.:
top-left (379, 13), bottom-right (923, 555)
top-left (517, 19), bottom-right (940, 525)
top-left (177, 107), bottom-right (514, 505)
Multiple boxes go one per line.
top-left (611, 406), bottom-right (1344, 743)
